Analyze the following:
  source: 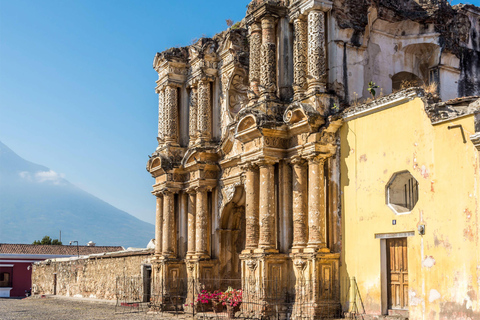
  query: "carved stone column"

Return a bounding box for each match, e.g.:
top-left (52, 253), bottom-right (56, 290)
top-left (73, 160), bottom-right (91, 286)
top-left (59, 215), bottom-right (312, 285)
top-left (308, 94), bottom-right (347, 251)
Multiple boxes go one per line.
top-left (164, 84), bottom-right (179, 145)
top-left (293, 15), bottom-right (308, 101)
top-left (157, 87), bottom-right (166, 144)
top-left (249, 22), bottom-right (262, 102)
top-left (307, 156), bottom-right (328, 251)
top-left (307, 10), bottom-right (327, 94)
top-left (260, 16), bottom-right (277, 100)
top-left (155, 194), bottom-right (164, 256)
top-left (187, 189), bottom-right (196, 257)
top-left (197, 79), bottom-right (211, 144)
top-left (195, 187), bottom-right (209, 258)
top-left (292, 158), bottom-right (308, 249)
top-left (162, 190), bottom-right (175, 257)
top-left (258, 161), bottom-right (276, 251)
top-left (244, 164), bottom-right (259, 250)
top-left (188, 86), bottom-right (198, 146)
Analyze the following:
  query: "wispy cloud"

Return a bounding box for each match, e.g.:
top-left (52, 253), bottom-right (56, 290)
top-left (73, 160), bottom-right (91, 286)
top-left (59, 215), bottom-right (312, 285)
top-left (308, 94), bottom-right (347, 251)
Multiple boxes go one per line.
top-left (19, 170), bottom-right (66, 185)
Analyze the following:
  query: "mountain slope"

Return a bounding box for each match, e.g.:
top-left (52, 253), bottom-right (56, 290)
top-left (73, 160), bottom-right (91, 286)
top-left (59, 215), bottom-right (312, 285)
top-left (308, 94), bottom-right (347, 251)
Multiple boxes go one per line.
top-left (0, 141), bottom-right (154, 248)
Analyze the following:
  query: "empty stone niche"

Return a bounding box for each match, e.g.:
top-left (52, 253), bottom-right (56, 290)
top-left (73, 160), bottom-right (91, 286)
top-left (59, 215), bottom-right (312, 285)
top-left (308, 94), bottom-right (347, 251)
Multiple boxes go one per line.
top-left (386, 170), bottom-right (419, 215)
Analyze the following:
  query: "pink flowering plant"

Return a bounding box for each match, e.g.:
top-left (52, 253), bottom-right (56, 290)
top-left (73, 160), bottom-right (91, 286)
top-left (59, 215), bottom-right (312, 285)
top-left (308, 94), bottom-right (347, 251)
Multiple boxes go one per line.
top-left (220, 287), bottom-right (243, 307)
top-left (194, 289), bottom-right (223, 309)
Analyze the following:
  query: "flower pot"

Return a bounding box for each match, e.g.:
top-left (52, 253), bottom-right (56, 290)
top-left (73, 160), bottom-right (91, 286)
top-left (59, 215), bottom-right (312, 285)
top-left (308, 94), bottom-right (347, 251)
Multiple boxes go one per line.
top-left (226, 303), bottom-right (241, 319)
top-left (195, 301), bottom-right (212, 313)
top-left (213, 302), bottom-right (224, 313)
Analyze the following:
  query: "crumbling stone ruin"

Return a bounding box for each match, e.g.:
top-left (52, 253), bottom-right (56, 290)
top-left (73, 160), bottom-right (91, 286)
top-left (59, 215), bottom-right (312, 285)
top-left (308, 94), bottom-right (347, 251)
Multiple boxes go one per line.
top-left (146, 0), bottom-right (480, 317)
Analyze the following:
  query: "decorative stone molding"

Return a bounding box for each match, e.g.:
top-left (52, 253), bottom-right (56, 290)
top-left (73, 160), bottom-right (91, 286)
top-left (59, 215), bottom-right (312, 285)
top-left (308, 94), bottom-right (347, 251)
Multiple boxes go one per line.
top-left (228, 73), bottom-right (249, 118)
top-left (284, 102), bottom-right (325, 135)
top-left (293, 258), bottom-right (307, 271)
top-left (246, 259), bottom-right (258, 271)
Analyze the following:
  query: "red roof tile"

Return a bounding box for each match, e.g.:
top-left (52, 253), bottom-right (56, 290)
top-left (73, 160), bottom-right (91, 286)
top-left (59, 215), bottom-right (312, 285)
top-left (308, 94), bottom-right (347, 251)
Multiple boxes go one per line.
top-left (0, 243), bottom-right (124, 256)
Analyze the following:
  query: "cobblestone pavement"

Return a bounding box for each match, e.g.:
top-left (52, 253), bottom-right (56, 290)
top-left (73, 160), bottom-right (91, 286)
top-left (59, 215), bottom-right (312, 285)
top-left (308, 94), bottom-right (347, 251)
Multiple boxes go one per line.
top-left (0, 296), bottom-right (193, 320)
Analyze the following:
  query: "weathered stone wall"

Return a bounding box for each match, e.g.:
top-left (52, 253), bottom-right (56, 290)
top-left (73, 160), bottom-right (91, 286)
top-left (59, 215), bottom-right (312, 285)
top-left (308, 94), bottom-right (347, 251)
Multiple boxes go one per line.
top-left (32, 251), bottom-right (153, 300)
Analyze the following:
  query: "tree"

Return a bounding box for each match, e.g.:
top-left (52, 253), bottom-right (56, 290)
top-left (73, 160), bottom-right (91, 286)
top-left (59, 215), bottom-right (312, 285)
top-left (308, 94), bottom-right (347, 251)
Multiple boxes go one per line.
top-left (40, 236), bottom-right (52, 245)
top-left (32, 235), bottom-right (62, 245)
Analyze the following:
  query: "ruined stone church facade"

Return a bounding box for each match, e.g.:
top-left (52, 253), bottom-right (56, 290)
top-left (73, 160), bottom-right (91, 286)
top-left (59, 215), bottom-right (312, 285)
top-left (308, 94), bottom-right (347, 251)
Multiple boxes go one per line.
top-left (146, 0), bottom-right (480, 316)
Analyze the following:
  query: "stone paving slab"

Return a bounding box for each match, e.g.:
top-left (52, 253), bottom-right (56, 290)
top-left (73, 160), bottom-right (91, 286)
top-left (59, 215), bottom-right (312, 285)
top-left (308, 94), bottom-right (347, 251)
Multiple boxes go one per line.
top-left (0, 296), bottom-right (192, 320)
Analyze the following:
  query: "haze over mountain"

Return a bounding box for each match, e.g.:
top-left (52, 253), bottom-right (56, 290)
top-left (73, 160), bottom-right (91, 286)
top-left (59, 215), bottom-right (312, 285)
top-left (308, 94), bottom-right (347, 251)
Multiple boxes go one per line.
top-left (0, 141), bottom-right (154, 248)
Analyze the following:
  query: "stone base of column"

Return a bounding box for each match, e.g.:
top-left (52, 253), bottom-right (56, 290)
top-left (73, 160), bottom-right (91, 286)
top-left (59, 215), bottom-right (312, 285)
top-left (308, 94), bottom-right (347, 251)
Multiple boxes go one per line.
top-left (240, 253), bottom-right (288, 318)
top-left (150, 259), bottom-right (186, 312)
top-left (290, 246), bottom-right (307, 254)
top-left (303, 246), bottom-right (331, 254)
top-left (299, 92), bottom-right (339, 117)
top-left (253, 247), bottom-right (278, 254)
top-left (293, 90), bottom-right (306, 102)
top-left (307, 81), bottom-right (327, 95)
top-left (155, 144), bottom-right (186, 159)
top-left (185, 259), bottom-right (219, 313)
top-left (290, 252), bottom-right (341, 320)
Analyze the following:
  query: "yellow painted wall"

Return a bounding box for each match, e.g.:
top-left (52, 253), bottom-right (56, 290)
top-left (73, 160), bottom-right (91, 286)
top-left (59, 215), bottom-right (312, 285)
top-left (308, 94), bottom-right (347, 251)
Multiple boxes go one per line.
top-left (340, 97), bottom-right (480, 320)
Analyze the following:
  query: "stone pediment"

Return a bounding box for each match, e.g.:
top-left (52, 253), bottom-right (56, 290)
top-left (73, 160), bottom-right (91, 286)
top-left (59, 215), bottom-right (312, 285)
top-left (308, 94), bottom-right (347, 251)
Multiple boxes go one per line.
top-left (284, 102), bottom-right (325, 135)
top-left (182, 147), bottom-right (220, 171)
top-left (147, 154), bottom-right (173, 177)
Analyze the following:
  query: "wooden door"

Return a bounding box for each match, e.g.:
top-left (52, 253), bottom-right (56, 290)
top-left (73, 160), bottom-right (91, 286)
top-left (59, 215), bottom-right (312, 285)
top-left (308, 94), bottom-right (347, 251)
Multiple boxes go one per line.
top-left (387, 238), bottom-right (408, 310)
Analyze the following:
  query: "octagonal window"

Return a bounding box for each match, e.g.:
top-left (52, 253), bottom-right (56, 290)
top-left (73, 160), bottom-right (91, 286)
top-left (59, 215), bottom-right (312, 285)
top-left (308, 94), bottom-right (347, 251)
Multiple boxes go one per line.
top-left (386, 171), bottom-right (419, 215)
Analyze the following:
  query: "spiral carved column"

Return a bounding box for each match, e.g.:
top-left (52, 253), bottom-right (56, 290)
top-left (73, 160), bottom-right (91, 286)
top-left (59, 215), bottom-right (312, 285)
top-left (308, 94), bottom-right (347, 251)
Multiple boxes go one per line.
top-left (249, 22), bottom-right (262, 102)
top-left (197, 79), bottom-right (211, 144)
top-left (164, 85), bottom-right (179, 145)
top-left (157, 87), bottom-right (166, 144)
top-left (188, 86), bottom-right (198, 146)
top-left (307, 10), bottom-right (327, 94)
top-left (293, 16), bottom-right (308, 100)
top-left (260, 16), bottom-right (277, 101)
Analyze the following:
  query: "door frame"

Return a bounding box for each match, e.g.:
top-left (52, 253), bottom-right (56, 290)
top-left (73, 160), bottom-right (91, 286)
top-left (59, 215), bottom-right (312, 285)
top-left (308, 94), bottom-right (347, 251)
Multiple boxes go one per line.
top-left (142, 264), bottom-right (152, 303)
top-left (375, 232), bottom-right (414, 315)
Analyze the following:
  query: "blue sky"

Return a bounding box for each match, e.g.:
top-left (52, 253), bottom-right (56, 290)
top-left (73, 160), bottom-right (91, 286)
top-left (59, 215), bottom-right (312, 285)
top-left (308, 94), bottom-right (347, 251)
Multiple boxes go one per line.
top-left (0, 0), bottom-right (477, 225)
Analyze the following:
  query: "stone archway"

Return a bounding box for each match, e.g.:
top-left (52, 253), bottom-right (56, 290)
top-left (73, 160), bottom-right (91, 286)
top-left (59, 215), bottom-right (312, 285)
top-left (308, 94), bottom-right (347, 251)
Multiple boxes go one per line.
top-left (218, 186), bottom-right (246, 286)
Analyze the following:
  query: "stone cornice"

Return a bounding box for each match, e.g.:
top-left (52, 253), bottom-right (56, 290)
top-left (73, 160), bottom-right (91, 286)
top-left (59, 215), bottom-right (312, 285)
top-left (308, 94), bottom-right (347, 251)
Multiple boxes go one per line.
top-left (246, 1), bottom-right (288, 25)
top-left (342, 88), bottom-right (421, 122)
top-left (289, 0), bottom-right (333, 19)
top-left (471, 133), bottom-right (480, 151)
